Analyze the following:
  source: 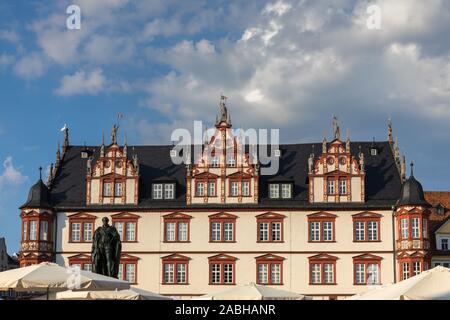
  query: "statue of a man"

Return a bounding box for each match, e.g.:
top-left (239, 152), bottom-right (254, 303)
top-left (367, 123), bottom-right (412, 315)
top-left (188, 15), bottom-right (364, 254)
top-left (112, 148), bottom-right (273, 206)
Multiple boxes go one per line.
top-left (111, 124), bottom-right (118, 145)
top-left (92, 217), bottom-right (122, 279)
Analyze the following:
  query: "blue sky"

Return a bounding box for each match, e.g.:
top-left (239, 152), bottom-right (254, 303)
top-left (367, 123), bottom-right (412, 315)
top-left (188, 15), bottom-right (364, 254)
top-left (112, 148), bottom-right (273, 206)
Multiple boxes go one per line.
top-left (1, 0), bottom-right (450, 253)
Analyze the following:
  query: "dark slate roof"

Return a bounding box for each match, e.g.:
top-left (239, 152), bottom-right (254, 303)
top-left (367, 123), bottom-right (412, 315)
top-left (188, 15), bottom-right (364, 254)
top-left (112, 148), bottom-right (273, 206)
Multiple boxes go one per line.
top-left (20, 179), bottom-right (52, 209)
top-left (47, 141), bottom-right (402, 210)
top-left (396, 173), bottom-right (430, 207)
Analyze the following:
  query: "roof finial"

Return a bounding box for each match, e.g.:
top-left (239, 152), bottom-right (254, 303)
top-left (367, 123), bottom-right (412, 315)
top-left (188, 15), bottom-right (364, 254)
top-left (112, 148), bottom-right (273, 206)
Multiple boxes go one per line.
top-left (388, 117), bottom-right (393, 144)
top-left (410, 162), bottom-right (414, 177)
top-left (56, 142), bottom-right (61, 168)
top-left (39, 166), bottom-right (42, 180)
top-left (216, 94), bottom-right (231, 126)
top-left (332, 115), bottom-right (340, 140)
top-left (61, 124), bottom-right (69, 153)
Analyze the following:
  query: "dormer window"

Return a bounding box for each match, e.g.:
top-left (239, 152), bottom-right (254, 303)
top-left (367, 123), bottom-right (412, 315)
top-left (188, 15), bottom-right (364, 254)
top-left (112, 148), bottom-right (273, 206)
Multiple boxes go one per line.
top-left (437, 204), bottom-right (445, 215)
top-left (152, 183), bottom-right (176, 200)
top-left (227, 155), bottom-right (236, 167)
top-left (269, 183), bottom-right (292, 199)
top-left (211, 156), bottom-right (219, 167)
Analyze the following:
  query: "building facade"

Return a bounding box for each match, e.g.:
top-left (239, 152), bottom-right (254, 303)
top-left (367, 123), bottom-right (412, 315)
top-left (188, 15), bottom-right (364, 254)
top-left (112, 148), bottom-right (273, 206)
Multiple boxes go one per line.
top-left (17, 98), bottom-right (445, 299)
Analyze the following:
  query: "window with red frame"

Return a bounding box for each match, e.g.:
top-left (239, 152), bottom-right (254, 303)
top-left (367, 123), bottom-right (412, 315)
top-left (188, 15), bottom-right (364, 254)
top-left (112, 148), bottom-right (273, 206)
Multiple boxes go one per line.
top-left (163, 213), bottom-right (191, 242)
top-left (256, 254), bottom-right (284, 285)
top-left (353, 213), bottom-right (381, 242)
top-left (68, 255), bottom-right (93, 272)
top-left (68, 213), bottom-right (96, 243)
top-left (162, 254), bottom-right (190, 285)
top-left (112, 213), bottom-right (140, 242)
top-left (353, 254), bottom-right (381, 285)
top-left (117, 255), bottom-right (139, 284)
top-left (208, 254), bottom-right (236, 285)
top-left (209, 213), bottom-right (237, 242)
top-left (308, 254), bottom-right (337, 285)
top-left (195, 179), bottom-right (217, 197)
top-left (256, 213), bottom-right (285, 242)
top-left (308, 212), bottom-right (336, 242)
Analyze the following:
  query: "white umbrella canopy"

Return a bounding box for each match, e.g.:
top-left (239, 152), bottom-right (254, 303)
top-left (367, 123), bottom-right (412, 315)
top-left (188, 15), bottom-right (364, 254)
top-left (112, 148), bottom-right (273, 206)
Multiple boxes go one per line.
top-left (348, 266), bottom-right (450, 300)
top-left (0, 262), bottom-right (130, 292)
top-left (195, 282), bottom-right (307, 300)
top-left (55, 287), bottom-right (172, 300)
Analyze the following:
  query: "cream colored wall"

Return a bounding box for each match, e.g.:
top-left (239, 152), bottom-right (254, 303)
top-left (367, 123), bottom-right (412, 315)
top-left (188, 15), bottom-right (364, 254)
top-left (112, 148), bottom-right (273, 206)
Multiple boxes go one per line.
top-left (55, 209), bottom-right (395, 297)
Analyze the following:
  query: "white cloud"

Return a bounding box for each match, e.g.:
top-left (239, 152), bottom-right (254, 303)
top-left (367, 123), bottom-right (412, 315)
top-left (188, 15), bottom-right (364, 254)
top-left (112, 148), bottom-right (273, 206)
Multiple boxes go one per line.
top-left (0, 157), bottom-right (28, 190)
top-left (55, 68), bottom-right (106, 96)
top-left (13, 53), bottom-right (46, 79)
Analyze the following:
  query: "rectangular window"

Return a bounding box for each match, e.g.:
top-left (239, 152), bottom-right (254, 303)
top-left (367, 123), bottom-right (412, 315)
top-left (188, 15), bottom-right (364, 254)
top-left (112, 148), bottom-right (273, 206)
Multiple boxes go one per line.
top-left (115, 222), bottom-right (124, 240)
top-left (115, 182), bottom-right (123, 197)
top-left (324, 264), bottom-right (334, 284)
top-left (269, 184), bottom-right (280, 199)
top-left (355, 264), bottom-right (365, 284)
top-left (327, 179), bottom-right (335, 195)
top-left (23, 222), bottom-right (27, 241)
top-left (323, 222), bottom-right (333, 241)
top-left (338, 179), bottom-right (347, 195)
top-left (223, 264), bottom-right (233, 284)
top-left (84, 263), bottom-right (92, 272)
top-left (259, 222), bottom-right (269, 242)
top-left (242, 181), bottom-right (250, 196)
top-left (211, 222), bottom-right (221, 242)
top-left (177, 263), bottom-right (186, 284)
top-left (164, 184), bottom-right (175, 199)
top-left (367, 264), bottom-right (379, 284)
top-left (83, 222), bottom-right (93, 242)
top-left (230, 181), bottom-right (239, 196)
top-left (402, 262), bottom-right (410, 280)
top-left (211, 264), bottom-right (221, 284)
top-left (118, 264), bottom-right (123, 281)
top-left (368, 221), bottom-right (378, 241)
top-left (71, 222), bottom-right (80, 242)
top-left (310, 222), bottom-right (320, 242)
top-left (401, 219), bottom-right (408, 239)
top-left (281, 184), bottom-right (291, 198)
top-left (311, 264), bottom-right (321, 284)
top-left (355, 222), bottom-right (365, 241)
top-left (166, 222), bottom-right (175, 242)
top-left (103, 182), bottom-right (111, 197)
top-left (442, 239), bottom-right (449, 250)
top-left (227, 156), bottom-right (236, 167)
top-left (422, 219), bottom-right (427, 239)
top-left (413, 262), bottom-right (421, 276)
top-left (125, 264), bottom-right (136, 283)
top-left (153, 184), bottom-right (163, 199)
top-left (411, 218), bottom-right (420, 239)
top-left (178, 222), bottom-right (187, 242)
top-left (272, 222), bottom-right (281, 241)
top-left (125, 222), bottom-right (136, 242)
top-left (207, 181), bottom-right (216, 197)
top-left (196, 182), bottom-right (205, 196)
top-left (258, 264), bottom-right (268, 284)
top-left (164, 264), bottom-right (174, 284)
top-left (224, 222), bottom-right (233, 242)
top-left (271, 264), bottom-right (281, 284)
top-left (40, 221), bottom-right (48, 241)
top-left (211, 156), bottom-right (219, 167)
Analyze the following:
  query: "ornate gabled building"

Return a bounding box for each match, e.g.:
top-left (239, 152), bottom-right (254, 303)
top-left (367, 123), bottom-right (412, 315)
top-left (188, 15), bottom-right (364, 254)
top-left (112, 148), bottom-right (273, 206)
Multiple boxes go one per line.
top-left (17, 97), bottom-right (444, 299)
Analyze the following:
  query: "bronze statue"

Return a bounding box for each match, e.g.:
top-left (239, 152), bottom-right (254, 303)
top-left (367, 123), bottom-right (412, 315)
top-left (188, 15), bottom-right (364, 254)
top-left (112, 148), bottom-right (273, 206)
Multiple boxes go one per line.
top-left (92, 217), bottom-right (122, 278)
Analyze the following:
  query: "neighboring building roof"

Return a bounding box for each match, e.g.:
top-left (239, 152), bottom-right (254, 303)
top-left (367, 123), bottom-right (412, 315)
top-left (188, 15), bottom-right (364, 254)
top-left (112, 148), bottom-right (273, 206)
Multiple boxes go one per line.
top-left (20, 179), bottom-right (52, 209)
top-left (44, 141), bottom-right (402, 210)
top-left (435, 219), bottom-right (450, 234)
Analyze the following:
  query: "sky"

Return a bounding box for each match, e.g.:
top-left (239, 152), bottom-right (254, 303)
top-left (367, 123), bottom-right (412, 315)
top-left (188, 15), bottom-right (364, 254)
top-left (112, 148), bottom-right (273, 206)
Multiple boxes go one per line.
top-left (0, 0), bottom-right (450, 253)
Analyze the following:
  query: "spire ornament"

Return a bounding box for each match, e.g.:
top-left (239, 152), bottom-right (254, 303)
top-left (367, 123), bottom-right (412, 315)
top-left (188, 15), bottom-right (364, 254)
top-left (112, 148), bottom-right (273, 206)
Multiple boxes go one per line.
top-left (61, 124), bottom-right (69, 154)
top-left (388, 117), bottom-right (393, 144)
top-left (216, 95), bottom-right (231, 127)
top-left (332, 115), bottom-right (340, 140)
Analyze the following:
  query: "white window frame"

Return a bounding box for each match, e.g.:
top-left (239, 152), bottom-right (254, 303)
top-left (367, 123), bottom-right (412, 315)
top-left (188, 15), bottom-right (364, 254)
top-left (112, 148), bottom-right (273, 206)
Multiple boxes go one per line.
top-left (40, 221), bottom-right (48, 241)
top-left (152, 184), bottom-right (163, 199)
top-left (327, 179), bottom-right (335, 195)
top-left (338, 179), bottom-right (347, 195)
top-left (411, 218), bottom-right (420, 239)
top-left (71, 222), bottom-right (80, 242)
top-left (281, 184), bottom-right (292, 199)
top-left (230, 181), bottom-right (239, 197)
top-left (269, 184), bottom-right (280, 199)
top-left (310, 222), bottom-right (320, 242)
top-left (401, 219), bottom-right (408, 239)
